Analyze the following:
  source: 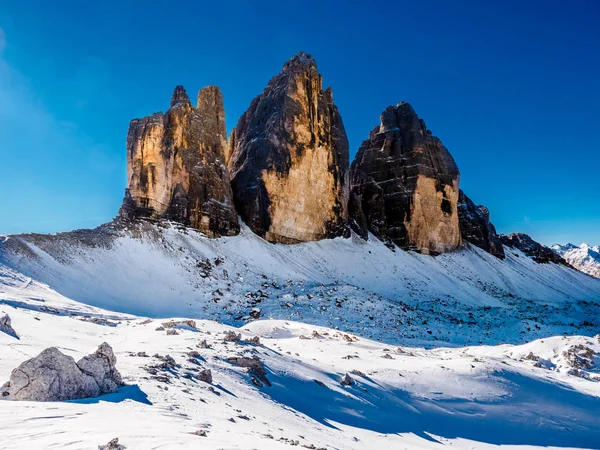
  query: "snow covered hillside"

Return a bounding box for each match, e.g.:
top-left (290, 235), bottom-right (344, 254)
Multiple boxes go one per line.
top-left (2, 264), bottom-right (600, 449)
top-left (1, 221), bottom-right (600, 347)
top-left (553, 243), bottom-right (600, 279)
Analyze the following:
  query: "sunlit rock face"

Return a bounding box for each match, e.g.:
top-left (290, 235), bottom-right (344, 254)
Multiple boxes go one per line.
top-left (227, 52), bottom-right (349, 243)
top-left (120, 85), bottom-right (239, 237)
top-left (457, 190), bottom-right (505, 259)
top-left (350, 103), bottom-right (461, 255)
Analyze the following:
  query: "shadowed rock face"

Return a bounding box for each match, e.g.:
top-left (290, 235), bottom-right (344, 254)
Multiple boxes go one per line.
top-left (500, 233), bottom-right (570, 265)
top-left (119, 85), bottom-right (239, 237)
top-left (227, 52), bottom-right (349, 243)
top-left (350, 103), bottom-right (461, 255)
top-left (458, 190), bottom-right (505, 259)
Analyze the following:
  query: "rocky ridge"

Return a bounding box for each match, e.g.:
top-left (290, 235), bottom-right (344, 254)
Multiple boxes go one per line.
top-left (501, 233), bottom-right (569, 265)
top-left (457, 190), bottom-right (505, 258)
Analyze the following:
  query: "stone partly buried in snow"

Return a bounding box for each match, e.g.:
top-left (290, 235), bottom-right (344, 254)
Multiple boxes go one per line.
top-left (500, 233), bottom-right (570, 265)
top-left (350, 102), bottom-right (461, 255)
top-left (119, 85), bottom-right (239, 237)
top-left (227, 52), bottom-right (350, 243)
top-left (457, 190), bottom-right (505, 259)
top-left (1, 343), bottom-right (123, 401)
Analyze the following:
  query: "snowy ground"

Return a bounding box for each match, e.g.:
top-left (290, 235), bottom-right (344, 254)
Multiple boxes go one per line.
top-left (1, 265), bottom-right (600, 449)
top-left (1, 222), bottom-right (600, 449)
top-left (1, 222), bottom-right (600, 348)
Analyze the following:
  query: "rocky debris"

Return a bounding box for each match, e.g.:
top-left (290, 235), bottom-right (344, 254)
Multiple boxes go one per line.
top-left (223, 330), bottom-right (242, 342)
top-left (162, 319), bottom-right (197, 330)
top-left (523, 351), bottom-right (539, 361)
top-left (350, 369), bottom-right (366, 378)
top-left (76, 316), bottom-right (119, 327)
top-left (227, 355), bottom-right (271, 387)
top-left (197, 339), bottom-right (211, 349)
top-left (166, 329), bottom-right (179, 336)
top-left (457, 190), bottom-right (505, 258)
top-left (228, 52), bottom-right (350, 243)
top-left (247, 336), bottom-right (261, 345)
top-left (340, 373), bottom-right (354, 386)
top-left (2, 343), bottom-right (123, 401)
top-left (562, 344), bottom-right (595, 370)
top-left (99, 437), bottom-right (125, 450)
top-left (0, 314), bottom-right (17, 337)
top-left (350, 102), bottom-right (461, 255)
top-left (119, 85), bottom-right (239, 237)
top-left (501, 233), bottom-right (570, 265)
top-left (192, 430), bottom-right (208, 437)
top-left (195, 368), bottom-right (212, 384)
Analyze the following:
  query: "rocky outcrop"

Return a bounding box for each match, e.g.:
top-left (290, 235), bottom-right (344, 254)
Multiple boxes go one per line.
top-left (0, 314), bottom-right (17, 338)
top-left (227, 52), bottom-right (349, 243)
top-left (350, 102), bottom-right (461, 255)
top-left (457, 190), bottom-right (505, 258)
top-left (119, 85), bottom-right (239, 237)
top-left (500, 233), bottom-right (570, 265)
top-left (1, 343), bottom-right (123, 401)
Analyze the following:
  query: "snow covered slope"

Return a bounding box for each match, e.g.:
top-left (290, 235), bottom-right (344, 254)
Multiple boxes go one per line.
top-left (2, 221), bottom-right (600, 347)
top-left (2, 265), bottom-right (600, 449)
top-left (553, 243), bottom-right (600, 279)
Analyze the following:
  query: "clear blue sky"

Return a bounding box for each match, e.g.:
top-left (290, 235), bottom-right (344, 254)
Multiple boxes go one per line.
top-left (1, 1), bottom-right (598, 245)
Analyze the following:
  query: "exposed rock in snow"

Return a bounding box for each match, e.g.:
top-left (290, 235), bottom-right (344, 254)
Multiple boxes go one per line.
top-left (227, 356), bottom-right (271, 387)
top-left (2, 343), bottom-right (123, 401)
top-left (98, 437), bottom-right (126, 450)
top-left (195, 368), bottom-right (212, 384)
top-left (340, 373), bottom-right (354, 386)
top-left (552, 242), bottom-right (600, 278)
top-left (0, 314), bottom-right (17, 337)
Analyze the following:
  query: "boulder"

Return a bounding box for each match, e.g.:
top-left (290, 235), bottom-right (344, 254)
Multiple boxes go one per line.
top-left (119, 85), bottom-right (239, 237)
top-left (0, 314), bottom-right (17, 337)
top-left (228, 52), bottom-right (349, 243)
top-left (2, 343), bottom-right (123, 401)
top-left (350, 102), bottom-right (461, 255)
top-left (457, 190), bottom-right (505, 258)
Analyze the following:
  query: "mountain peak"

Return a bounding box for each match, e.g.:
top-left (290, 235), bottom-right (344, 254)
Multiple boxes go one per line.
top-left (170, 85), bottom-right (191, 108)
top-left (282, 52), bottom-right (317, 73)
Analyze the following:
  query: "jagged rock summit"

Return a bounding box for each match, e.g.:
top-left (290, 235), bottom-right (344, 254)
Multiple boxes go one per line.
top-left (119, 85), bottom-right (239, 237)
top-left (457, 190), bottom-right (505, 258)
top-left (227, 52), bottom-right (350, 243)
top-left (350, 102), bottom-right (461, 255)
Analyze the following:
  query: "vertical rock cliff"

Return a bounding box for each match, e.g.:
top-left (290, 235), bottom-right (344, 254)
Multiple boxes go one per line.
top-left (350, 103), bottom-right (461, 255)
top-left (457, 190), bottom-right (505, 258)
top-left (119, 85), bottom-right (239, 237)
top-left (227, 52), bottom-right (349, 243)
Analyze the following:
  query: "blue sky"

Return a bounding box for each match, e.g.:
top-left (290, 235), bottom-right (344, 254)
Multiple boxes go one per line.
top-left (0, 1), bottom-right (598, 245)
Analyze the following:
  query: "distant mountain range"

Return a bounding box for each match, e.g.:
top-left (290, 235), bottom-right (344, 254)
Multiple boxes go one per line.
top-left (552, 243), bottom-right (600, 279)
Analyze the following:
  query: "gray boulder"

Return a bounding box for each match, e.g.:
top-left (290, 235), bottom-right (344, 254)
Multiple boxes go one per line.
top-left (2, 343), bottom-right (123, 401)
top-left (0, 314), bottom-right (17, 337)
